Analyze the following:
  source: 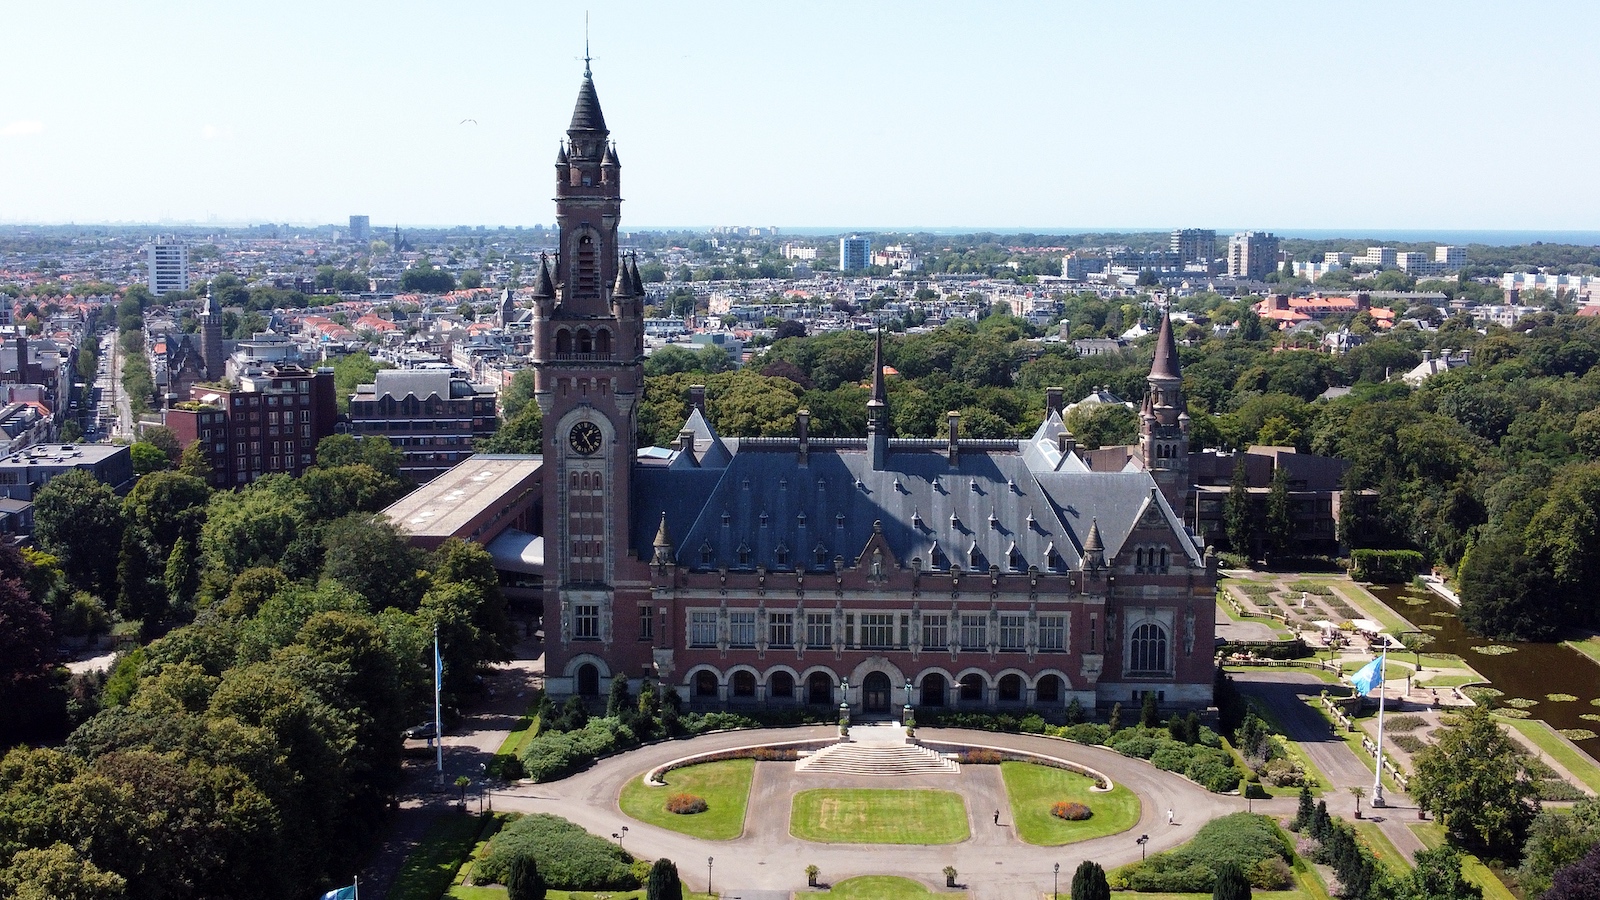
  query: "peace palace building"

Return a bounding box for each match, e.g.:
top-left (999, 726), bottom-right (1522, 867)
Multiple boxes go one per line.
top-left (388, 65), bottom-right (1219, 716)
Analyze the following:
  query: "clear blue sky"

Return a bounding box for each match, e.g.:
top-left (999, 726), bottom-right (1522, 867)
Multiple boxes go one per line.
top-left (3, 1), bottom-right (1597, 230)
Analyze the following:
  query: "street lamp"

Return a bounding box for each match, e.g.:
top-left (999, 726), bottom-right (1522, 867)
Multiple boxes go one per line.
top-left (612, 825), bottom-right (628, 850)
top-left (1137, 834), bottom-right (1149, 860)
top-left (707, 857), bottom-right (714, 896)
top-left (1053, 862), bottom-right (1060, 900)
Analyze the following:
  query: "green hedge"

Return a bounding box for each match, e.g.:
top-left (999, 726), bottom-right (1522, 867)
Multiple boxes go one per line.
top-left (1351, 549), bottom-right (1425, 584)
top-left (475, 813), bottom-right (636, 890)
top-left (1113, 812), bottom-right (1293, 892)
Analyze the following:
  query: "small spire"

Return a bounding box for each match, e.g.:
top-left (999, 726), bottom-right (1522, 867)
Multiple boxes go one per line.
top-left (630, 255), bottom-right (645, 295)
top-left (1150, 312), bottom-right (1181, 380)
top-left (613, 260), bottom-right (632, 298)
top-left (603, 143), bottom-right (620, 167)
top-left (1083, 517), bottom-right (1103, 552)
top-left (867, 328), bottom-right (887, 410)
top-left (653, 511), bottom-right (671, 550)
top-left (556, 143), bottom-right (568, 165)
top-left (533, 253), bottom-right (556, 298)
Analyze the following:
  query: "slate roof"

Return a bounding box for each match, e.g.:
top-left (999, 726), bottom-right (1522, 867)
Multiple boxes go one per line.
top-left (630, 411), bottom-right (1201, 575)
top-left (569, 71), bottom-right (607, 134)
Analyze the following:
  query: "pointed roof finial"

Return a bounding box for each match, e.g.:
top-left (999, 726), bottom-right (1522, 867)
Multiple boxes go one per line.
top-left (1083, 517), bottom-right (1103, 552)
top-left (630, 254), bottom-right (645, 296)
top-left (867, 327), bottom-right (887, 409)
top-left (1150, 312), bottom-right (1181, 380)
top-left (533, 253), bottom-right (556, 298)
top-left (584, 12), bottom-right (591, 76)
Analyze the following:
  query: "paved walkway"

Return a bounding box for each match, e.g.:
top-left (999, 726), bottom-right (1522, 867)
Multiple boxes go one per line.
top-left (1233, 671), bottom-right (1430, 865)
top-left (491, 726), bottom-right (1251, 900)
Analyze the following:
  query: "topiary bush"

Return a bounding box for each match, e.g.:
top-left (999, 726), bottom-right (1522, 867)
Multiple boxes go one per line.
top-left (477, 814), bottom-right (637, 891)
top-left (1051, 801), bottom-right (1093, 821)
top-left (665, 793), bottom-right (707, 815)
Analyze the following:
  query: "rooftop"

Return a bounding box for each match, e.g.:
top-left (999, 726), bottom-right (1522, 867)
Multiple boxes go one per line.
top-left (0, 443), bottom-right (127, 468)
top-left (384, 454), bottom-right (542, 541)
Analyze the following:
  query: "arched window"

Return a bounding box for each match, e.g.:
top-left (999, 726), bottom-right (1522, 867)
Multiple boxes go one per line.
top-left (1135, 547), bottom-right (1145, 569)
top-left (959, 673), bottom-right (985, 703)
top-left (596, 329), bottom-right (612, 355)
top-left (807, 671), bottom-right (834, 705)
top-left (1131, 623), bottom-right (1169, 673)
top-left (998, 673), bottom-right (1023, 702)
top-left (920, 673), bottom-right (947, 706)
top-left (1036, 674), bottom-right (1062, 703)
top-left (769, 671), bottom-right (795, 701)
top-left (694, 670), bottom-right (719, 697)
top-left (1158, 547), bottom-right (1169, 571)
top-left (555, 329), bottom-right (572, 355)
top-left (731, 670), bottom-right (756, 698)
top-left (577, 329), bottom-right (593, 354)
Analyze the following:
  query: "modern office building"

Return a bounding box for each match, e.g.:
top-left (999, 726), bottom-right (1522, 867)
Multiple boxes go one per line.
top-left (515, 64), bottom-right (1219, 714)
top-left (146, 240), bottom-right (189, 296)
top-left (839, 235), bottom-right (871, 272)
top-left (163, 363), bottom-right (339, 487)
top-left (349, 215), bottom-right (371, 242)
top-left (347, 368), bottom-right (498, 483)
top-left (0, 443), bottom-right (134, 501)
top-left (1227, 231), bottom-right (1279, 280)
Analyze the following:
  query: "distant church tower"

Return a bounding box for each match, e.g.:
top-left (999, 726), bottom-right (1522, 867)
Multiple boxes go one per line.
top-left (1140, 313), bottom-right (1190, 511)
top-left (531, 59), bottom-right (647, 649)
top-left (200, 286), bottom-right (225, 381)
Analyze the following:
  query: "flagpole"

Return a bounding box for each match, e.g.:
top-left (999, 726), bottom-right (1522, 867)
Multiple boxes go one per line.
top-left (1372, 648), bottom-right (1386, 808)
top-left (434, 623), bottom-right (444, 785)
top-left (354, 876), bottom-right (359, 900)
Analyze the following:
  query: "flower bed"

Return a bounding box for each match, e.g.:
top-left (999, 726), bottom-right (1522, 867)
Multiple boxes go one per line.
top-left (665, 792), bottom-right (707, 815)
top-left (1051, 800), bottom-right (1092, 820)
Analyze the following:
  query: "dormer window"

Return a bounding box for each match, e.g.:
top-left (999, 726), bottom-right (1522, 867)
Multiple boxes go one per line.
top-left (700, 542), bottom-right (714, 565)
top-left (759, 512), bottom-right (769, 528)
top-left (775, 544), bottom-right (790, 566)
top-left (930, 543), bottom-right (946, 569)
top-left (836, 513), bottom-right (845, 528)
top-left (814, 543), bottom-right (830, 565)
top-left (797, 512), bottom-right (807, 526)
top-left (1008, 544), bottom-right (1023, 571)
top-left (737, 543), bottom-right (752, 567)
top-left (721, 511), bottom-right (731, 527)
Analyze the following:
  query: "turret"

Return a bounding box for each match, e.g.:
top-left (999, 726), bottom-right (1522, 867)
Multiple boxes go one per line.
top-left (867, 328), bottom-right (889, 470)
top-left (1081, 518), bottom-right (1105, 571)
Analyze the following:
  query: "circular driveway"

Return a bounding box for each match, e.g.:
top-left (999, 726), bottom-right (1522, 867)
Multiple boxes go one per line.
top-left (490, 726), bottom-right (1258, 899)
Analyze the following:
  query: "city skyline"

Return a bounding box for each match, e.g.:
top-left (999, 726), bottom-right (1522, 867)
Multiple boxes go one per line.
top-left (3, 1), bottom-right (1599, 230)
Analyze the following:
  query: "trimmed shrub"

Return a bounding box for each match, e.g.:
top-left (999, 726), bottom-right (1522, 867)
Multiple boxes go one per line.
top-left (1051, 801), bottom-right (1093, 821)
top-left (665, 793), bottom-right (707, 815)
top-left (960, 748), bottom-right (1003, 765)
top-left (1058, 723), bottom-right (1110, 745)
top-left (645, 858), bottom-right (682, 900)
top-left (1212, 861), bottom-right (1252, 900)
top-left (507, 853), bottom-right (546, 900)
top-left (477, 814), bottom-right (636, 891)
top-left (1113, 813), bottom-right (1291, 893)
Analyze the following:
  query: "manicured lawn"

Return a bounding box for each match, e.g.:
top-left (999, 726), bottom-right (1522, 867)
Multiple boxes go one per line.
top-left (1501, 718), bottom-right (1600, 794)
top-left (487, 707), bottom-right (540, 778)
top-left (1328, 582), bottom-right (1413, 635)
top-left (813, 876), bottom-right (964, 898)
top-left (1564, 635), bottom-right (1600, 667)
top-left (1234, 684), bottom-right (1336, 794)
top-left (790, 789), bottom-right (969, 844)
top-left (390, 814), bottom-right (492, 900)
top-left (1409, 823), bottom-right (1516, 900)
top-left (619, 759), bottom-right (754, 840)
top-left (1110, 893), bottom-right (1309, 900)
top-left (1415, 672), bottom-right (1482, 688)
top-left (1354, 821), bottom-right (1410, 875)
top-left (999, 761), bottom-right (1139, 845)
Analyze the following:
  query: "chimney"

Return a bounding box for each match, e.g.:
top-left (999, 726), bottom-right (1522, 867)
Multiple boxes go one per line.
top-left (1421, 349), bottom-right (1432, 361)
top-left (674, 428), bottom-right (697, 454)
top-left (688, 384), bottom-right (706, 414)
top-left (1461, 349), bottom-right (1472, 363)
top-left (1057, 431), bottom-right (1078, 457)
top-left (797, 408), bottom-right (810, 464)
top-left (1046, 387), bottom-right (1064, 418)
top-left (946, 411), bottom-right (961, 466)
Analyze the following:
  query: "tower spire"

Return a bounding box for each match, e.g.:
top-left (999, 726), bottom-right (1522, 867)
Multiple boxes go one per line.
top-left (1150, 312), bottom-right (1181, 380)
top-left (584, 12), bottom-right (591, 75)
top-left (867, 328), bottom-right (889, 469)
top-left (868, 327), bottom-right (887, 411)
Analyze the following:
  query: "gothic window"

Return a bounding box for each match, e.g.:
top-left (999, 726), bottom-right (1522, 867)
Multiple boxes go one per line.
top-left (737, 543), bottom-right (752, 567)
top-left (700, 542), bottom-right (714, 566)
top-left (596, 329), bottom-right (611, 355)
top-left (578, 329), bottom-right (593, 354)
top-left (1159, 547), bottom-right (1169, 571)
top-left (1130, 622), bottom-right (1169, 673)
top-left (1135, 548), bottom-right (1145, 569)
top-left (575, 234), bottom-right (599, 298)
top-left (556, 329), bottom-right (572, 355)
top-left (814, 543), bottom-right (829, 566)
top-left (775, 544), bottom-right (789, 567)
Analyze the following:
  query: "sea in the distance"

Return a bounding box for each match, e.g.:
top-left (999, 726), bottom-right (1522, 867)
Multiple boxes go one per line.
top-left (722, 227), bottom-right (1600, 247)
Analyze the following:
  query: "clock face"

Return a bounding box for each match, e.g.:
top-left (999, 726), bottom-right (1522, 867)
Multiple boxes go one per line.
top-left (568, 421), bottom-right (603, 455)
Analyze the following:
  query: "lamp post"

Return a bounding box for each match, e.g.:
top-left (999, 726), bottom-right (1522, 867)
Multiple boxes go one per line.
top-left (1053, 861), bottom-right (1060, 900)
top-left (1137, 834), bottom-right (1149, 860)
top-left (707, 856), bottom-right (714, 896)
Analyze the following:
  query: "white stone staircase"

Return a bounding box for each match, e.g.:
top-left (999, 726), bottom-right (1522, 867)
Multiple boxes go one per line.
top-left (795, 724), bottom-right (960, 776)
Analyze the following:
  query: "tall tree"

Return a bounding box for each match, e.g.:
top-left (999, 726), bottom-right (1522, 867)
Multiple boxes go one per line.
top-left (1224, 459), bottom-right (1252, 556)
top-left (645, 858), bottom-right (681, 900)
top-left (1412, 703), bottom-right (1540, 859)
top-left (1211, 862), bottom-right (1251, 900)
top-left (1264, 466), bottom-right (1295, 559)
top-left (507, 853), bottom-right (545, 900)
top-left (33, 471), bottom-right (124, 598)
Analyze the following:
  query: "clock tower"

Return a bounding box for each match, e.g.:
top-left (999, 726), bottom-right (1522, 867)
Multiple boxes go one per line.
top-left (532, 61), bottom-right (647, 668)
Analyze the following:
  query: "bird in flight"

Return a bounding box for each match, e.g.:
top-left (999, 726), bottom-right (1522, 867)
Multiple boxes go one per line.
top-left (460, 118), bottom-right (477, 125)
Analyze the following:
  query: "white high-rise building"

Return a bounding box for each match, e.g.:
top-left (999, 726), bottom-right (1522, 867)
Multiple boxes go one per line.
top-left (1227, 231), bottom-right (1279, 280)
top-left (146, 240), bottom-right (190, 296)
top-left (839, 235), bottom-right (870, 271)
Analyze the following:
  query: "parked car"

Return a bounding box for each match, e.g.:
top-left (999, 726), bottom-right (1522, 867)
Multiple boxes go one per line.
top-left (405, 721), bottom-right (438, 740)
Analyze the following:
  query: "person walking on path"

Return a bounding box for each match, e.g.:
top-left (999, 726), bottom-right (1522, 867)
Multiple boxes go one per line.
top-left (994, 810), bottom-right (1000, 826)
top-left (1167, 808), bottom-right (1174, 825)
